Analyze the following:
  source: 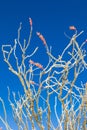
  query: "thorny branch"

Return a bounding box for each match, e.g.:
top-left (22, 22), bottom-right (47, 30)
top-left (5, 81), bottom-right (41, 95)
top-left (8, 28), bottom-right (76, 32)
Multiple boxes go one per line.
top-left (1, 20), bottom-right (87, 130)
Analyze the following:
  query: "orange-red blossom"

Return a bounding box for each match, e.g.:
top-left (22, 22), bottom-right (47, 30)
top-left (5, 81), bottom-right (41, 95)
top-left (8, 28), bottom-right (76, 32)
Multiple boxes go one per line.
top-left (30, 80), bottom-right (36, 85)
top-left (29, 60), bottom-right (35, 64)
top-left (34, 62), bottom-right (43, 69)
top-left (29, 60), bottom-right (43, 69)
top-left (36, 32), bottom-right (46, 45)
top-left (69, 26), bottom-right (76, 30)
top-left (29, 18), bottom-right (32, 26)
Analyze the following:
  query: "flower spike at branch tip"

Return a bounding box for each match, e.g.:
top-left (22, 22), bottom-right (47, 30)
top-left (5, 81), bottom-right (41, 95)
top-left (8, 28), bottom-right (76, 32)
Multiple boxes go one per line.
top-left (29, 17), bottom-right (32, 27)
top-left (69, 25), bottom-right (77, 35)
top-left (29, 60), bottom-right (43, 69)
top-left (30, 80), bottom-right (36, 85)
top-left (29, 59), bottom-right (35, 65)
top-left (30, 80), bottom-right (40, 88)
top-left (69, 26), bottom-right (76, 31)
top-left (36, 32), bottom-right (46, 45)
top-left (34, 62), bottom-right (44, 70)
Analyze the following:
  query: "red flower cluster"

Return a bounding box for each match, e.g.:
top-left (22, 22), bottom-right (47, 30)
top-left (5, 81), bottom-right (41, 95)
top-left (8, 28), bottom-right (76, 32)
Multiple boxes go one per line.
top-left (37, 32), bottom-right (46, 45)
top-left (69, 26), bottom-right (76, 30)
top-left (29, 60), bottom-right (43, 69)
top-left (29, 18), bottom-right (32, 26)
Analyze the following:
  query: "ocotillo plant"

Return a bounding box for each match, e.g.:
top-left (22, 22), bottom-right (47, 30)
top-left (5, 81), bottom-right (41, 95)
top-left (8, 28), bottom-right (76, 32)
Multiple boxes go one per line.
top-left (1, 18), bottom-right (87, 130)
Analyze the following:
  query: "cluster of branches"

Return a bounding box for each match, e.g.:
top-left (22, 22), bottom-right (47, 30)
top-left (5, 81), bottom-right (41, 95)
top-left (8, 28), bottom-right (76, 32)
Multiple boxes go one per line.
top-left (1, 19), bottom-right (87, 130)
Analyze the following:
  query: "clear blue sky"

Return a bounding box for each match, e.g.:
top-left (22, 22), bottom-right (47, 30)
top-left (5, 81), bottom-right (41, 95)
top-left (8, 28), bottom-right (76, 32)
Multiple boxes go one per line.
top-left (0, 0), bottom-right (87, 129)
